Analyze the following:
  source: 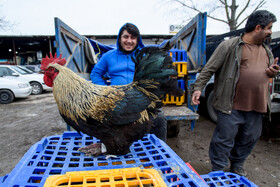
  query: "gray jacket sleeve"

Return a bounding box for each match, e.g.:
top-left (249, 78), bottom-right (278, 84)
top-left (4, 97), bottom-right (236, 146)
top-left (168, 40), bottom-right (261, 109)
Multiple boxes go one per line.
top-left (193, 40), bottom-right (229, 92)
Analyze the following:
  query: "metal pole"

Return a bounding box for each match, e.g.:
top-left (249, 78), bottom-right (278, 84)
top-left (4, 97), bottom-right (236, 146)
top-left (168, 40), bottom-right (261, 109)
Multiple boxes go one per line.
top-left (12, 39), bottom-right (17, 64)
top-left (48, 37), bottom-right (52, 54)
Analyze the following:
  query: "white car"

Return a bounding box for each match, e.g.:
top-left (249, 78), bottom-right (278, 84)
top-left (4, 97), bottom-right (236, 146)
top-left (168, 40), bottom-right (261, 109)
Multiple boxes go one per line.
top-left (0, 65), bottom-right (52, 95)
top-left (0, 77), bottom-right (32, 104)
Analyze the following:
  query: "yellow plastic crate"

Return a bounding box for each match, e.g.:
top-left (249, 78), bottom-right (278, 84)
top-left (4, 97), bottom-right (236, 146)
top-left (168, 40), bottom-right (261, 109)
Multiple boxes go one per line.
top-left (163, 92), bottom-right (185, 106)
top-left (173, 62), bottom-right (187, 77)
top-left (43, 167), bottom-right (167, 187)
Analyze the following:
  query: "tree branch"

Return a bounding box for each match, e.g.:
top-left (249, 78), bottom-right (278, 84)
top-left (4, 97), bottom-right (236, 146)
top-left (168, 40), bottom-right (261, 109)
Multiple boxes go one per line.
top-left (174, 0), bottom-right (228, 24)
top-left (218, 0), bottom-right (226, 6)
top-left (236, 16), bottom-right (249, 28)
top-left (236, 0), bottom-right (266, 28)
top-left (208, 15), bottom-right (229, 24)
top-left (252, 0), bottom-right (266, 11)
top-left (222, 0), bottom-right (231, 22)
top-left (0, 17), bottom-right (16, 32)
top-left (173, 0), bottom-right (202, 14)
top-left (171, 0), bottom-right (267, 30)
top-left (236, 0), bottom-right (251, 21)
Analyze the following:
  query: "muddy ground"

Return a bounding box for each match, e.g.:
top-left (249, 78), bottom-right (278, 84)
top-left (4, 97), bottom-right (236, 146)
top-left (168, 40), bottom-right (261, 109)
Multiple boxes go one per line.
top-left (0, 91), bottom-right (279, 186)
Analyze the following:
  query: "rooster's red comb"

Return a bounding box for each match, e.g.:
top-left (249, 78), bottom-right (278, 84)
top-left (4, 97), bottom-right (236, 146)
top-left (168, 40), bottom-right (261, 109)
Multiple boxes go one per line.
top-left (40, 53), bottom-right (66, 70)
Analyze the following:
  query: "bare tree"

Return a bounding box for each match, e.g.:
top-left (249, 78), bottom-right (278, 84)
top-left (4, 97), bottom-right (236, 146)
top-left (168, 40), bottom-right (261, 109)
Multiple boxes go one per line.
top-left (166, 0), bottom-right (266, 31)
top-left (0, 16), bottom-right (14, 31)
top-left (0, 2), bottom-right (15, 32)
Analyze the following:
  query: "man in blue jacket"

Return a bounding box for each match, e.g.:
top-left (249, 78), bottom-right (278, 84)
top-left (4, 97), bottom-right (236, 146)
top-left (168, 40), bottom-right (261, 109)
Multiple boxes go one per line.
top-left (90, 23), bottom-right (167, 141)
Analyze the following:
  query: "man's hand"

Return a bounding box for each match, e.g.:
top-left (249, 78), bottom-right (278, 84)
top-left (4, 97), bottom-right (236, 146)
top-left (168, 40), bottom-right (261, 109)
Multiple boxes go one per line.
top-left (192, 90), bottom-right (201, 105)
top-left (266, 57), bottom-right (280, 77)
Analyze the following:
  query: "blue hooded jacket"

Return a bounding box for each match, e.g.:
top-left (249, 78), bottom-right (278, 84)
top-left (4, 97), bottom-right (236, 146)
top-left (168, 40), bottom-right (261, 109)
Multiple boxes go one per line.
top-left (90, 24), bottom-right (145, 85)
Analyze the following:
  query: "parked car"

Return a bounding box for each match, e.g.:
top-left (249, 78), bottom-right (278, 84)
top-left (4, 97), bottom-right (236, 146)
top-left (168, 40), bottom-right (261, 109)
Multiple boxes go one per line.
top-left (0, 65), bottom-right (52, 95)
top-left (0, 77), bottom-right (32, 104)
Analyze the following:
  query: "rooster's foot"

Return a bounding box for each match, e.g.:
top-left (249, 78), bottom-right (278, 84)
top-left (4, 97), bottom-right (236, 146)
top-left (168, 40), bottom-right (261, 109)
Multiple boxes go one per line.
top-left (78, 143), bottom-right (104, 157)
top-left (105, 155), bottom-right (118, 159)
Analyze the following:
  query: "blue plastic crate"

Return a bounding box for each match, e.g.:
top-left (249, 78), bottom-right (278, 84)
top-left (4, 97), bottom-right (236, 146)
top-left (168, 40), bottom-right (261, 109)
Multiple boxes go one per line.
top-left (2, 131), bottom-right (207, 187)
top-left (0, 175), bottom-right (8, 184)
top-left (201, 171), bottom-right (257, 187)
top-left (178, 79), bottom-right (186, 90)
top-left (170, 49), bottom-right (187, 62)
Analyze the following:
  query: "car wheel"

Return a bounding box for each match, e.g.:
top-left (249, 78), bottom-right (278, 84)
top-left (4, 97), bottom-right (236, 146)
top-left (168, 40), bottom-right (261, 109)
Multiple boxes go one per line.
top-left (207, 90), bottom-right (217, 123)
top-left (0, 90), bottom-right (15, 104)
top-left (30, 82), bottom-right (43, 95)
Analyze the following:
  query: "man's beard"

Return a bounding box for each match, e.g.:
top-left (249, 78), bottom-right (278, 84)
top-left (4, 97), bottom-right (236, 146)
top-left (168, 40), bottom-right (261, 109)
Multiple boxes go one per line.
top-left (264, 34), bottom-right (272, 45)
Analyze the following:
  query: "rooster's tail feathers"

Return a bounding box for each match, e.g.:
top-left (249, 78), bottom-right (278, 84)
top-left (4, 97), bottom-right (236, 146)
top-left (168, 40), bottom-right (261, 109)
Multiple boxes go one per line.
top-left (132, 47), bottom-right (184, 101)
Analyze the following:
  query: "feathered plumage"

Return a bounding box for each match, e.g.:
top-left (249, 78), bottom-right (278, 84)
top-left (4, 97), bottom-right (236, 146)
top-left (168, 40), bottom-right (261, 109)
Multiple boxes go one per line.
top-left (41, 47), bottom-right (183, 156)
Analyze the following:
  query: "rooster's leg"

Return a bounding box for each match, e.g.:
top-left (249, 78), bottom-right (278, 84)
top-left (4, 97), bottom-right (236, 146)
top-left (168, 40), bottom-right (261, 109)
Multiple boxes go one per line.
top-left (78, 143), bottom-right (105, 156)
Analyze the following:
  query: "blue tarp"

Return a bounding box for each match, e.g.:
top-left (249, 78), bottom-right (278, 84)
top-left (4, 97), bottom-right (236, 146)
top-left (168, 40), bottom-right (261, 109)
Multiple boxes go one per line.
top-left (88, 39), bottom-right (116, 60)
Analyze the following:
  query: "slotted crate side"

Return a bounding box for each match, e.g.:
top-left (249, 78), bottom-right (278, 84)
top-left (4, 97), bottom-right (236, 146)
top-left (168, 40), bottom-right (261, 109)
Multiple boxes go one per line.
top-left (173, 62), bottom-right (187, 77)
top-left (163, 92), bottom-right (185, 105)
top-left (0, 175), bottom-right (8, 184)
top-left (201, 171), bottom-right (257, 187)
top-left (169, 49), bottom-right (188, 77)
top-left (163, 79), bottom-right (186, 106)
top-left (169, 49), bottom-right (187, 62)
top-left (43, 168), bottom-right (167, 187)
top-left (1, 131), bottom-right (207, 187)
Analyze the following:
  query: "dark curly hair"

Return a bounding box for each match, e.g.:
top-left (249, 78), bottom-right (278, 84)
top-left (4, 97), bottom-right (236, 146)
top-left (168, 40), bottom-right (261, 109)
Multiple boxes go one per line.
top-left (118, 23), bottom-right (140, 53)
top-left (245, 10), bottom-right (277, 33)
top-left (119, 23), bottom-right (140, 41)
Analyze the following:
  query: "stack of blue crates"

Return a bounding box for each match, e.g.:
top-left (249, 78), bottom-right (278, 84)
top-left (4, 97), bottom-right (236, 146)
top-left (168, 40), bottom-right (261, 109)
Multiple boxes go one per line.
top-left (0, 131), bottom-right (257, 187)
top-left (169, 49), bottom-right (198, 111)
top-left (162, 49), bottom-right (188, 106)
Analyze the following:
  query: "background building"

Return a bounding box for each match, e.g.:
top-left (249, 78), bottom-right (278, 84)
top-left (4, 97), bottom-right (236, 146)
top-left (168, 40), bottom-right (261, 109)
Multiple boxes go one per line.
top-left (0, 34), bottom-right (172, 65)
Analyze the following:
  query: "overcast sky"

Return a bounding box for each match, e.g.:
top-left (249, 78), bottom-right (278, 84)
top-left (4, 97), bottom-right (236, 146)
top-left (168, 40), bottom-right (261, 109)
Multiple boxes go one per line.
top-left (0, 0), bottom-right (279, 36)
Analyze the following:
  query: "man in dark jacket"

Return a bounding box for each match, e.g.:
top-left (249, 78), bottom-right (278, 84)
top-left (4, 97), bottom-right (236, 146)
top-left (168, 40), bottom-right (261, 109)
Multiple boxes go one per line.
top-left (91, 23), bottom-right (167, 141)
top-left (192, 10), bottom-right (279, 176)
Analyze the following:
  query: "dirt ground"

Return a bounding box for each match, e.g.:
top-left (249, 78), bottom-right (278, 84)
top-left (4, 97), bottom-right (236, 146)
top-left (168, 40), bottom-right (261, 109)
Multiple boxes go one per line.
top-left (0, 91), bottom-right (279, 186)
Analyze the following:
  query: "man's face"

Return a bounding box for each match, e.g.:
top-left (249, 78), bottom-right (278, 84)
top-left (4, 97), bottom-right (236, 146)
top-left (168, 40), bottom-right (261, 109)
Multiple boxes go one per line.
top-left (120, 30), bottom-right (138, 52)
top-left (256, 22), bottom-right (273, 44)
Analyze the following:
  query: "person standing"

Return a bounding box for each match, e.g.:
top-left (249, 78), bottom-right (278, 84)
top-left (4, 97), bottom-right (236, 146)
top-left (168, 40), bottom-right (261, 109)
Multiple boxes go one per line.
top-left (90, 23), bottom-right (167, 142)
top-left (191, 10), bottom-right (279, 176)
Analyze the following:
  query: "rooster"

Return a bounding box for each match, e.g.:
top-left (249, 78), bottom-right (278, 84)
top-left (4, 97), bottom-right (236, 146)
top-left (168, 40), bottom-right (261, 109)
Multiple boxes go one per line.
top-left (41, 47), bottom-right (183, 156)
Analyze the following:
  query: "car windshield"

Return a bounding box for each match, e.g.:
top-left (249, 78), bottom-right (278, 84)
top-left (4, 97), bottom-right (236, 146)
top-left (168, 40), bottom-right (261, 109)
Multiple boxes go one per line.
top-left (10, 66), bottom-right (29, 75)
top-left (17, 66), bottom-right (34, 74)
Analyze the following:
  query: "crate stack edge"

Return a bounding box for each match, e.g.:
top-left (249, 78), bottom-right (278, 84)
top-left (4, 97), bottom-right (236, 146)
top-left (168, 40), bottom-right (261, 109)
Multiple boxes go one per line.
top-left (163, 49), bottom-right (188, 106)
